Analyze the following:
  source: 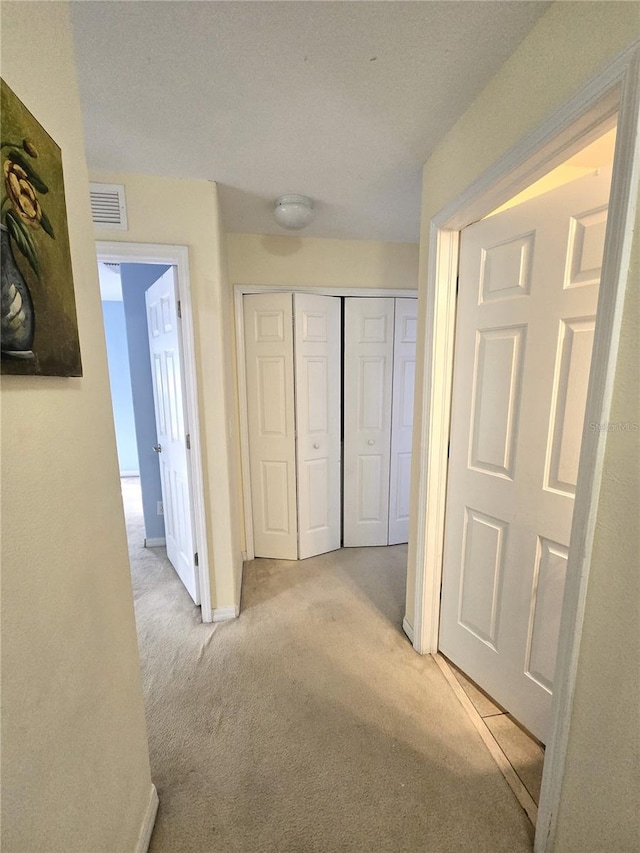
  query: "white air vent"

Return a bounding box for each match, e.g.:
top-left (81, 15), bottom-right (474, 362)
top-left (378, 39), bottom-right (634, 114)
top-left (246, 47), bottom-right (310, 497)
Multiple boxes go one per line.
top-left (89, 182), bottom-right (128, 230)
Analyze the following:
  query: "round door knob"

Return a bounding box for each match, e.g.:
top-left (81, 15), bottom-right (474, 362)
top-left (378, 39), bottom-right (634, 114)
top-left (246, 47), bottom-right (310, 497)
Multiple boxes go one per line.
top-left (313, 443), bottom-right (320, 449)
top-left (153, 444), bottom-right (162, 453)
top-left (368, 439), bottom-right (375, 446)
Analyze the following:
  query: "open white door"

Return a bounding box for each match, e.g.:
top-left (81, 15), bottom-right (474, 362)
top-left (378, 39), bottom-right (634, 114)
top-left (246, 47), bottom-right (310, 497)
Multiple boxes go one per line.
top-left (294, 293), bottom-right (341, 559)
top-left (145, 268), bottom-right (199, 603)
top-left (244, 293), bottom-right (298, 560)
top-left (439, 168), bottom-right (612, 741)
top-left (388, 298), bottom-right (417, 545)
top-left (343, 297), bottom-right (395, 547)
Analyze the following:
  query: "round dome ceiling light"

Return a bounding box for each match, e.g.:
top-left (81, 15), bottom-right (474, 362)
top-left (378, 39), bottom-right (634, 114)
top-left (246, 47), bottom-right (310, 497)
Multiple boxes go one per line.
top-left (273, 194), bottom-right (315, 230)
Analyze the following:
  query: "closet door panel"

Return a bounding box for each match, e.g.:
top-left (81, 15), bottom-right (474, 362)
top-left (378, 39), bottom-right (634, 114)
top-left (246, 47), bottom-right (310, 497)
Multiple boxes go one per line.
top-left (343, 298), bottom-right (395, 546)
top-left (294, 293), bottom-right (342, 559)
top-left (389, 298), bottom-right (418, 544)
top-left (244, 293), bottom-right (298, 559)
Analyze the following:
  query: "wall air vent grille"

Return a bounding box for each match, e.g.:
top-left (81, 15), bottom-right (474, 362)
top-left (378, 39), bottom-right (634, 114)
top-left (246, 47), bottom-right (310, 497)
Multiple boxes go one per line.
top-left (89, 182), bottom-right (128, 230)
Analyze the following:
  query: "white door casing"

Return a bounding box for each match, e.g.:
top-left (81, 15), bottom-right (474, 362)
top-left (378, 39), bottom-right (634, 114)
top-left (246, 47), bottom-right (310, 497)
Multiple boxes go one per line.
top-left (244, 292), bottom-right (298, 560)
top-left (145, 268), bottom-right (199, 603)
top-left (439, 168), bottom-right (612, 742)
top-left (343, 297), bottom-right (395, 547)
top-left (294, 293), bottom-right (342, 559)
top-left (389, 298), bottom-right (418, 545)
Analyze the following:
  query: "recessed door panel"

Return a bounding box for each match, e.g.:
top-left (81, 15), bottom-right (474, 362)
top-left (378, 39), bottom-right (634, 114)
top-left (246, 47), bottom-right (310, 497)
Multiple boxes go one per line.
top-left (480, 232), bottom-right (534, 303)
top-left (546, 318), bottom-right (596, 495)
top-left (470, 326), bottom-right (525, 480)
top-left (458, 509), bottom-right (506, 649)
top-left (526, 537), bottom-right (568, 692)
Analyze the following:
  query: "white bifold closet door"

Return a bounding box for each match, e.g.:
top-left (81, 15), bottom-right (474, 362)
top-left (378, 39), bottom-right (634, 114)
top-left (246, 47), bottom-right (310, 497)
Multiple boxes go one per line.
top-left (343, 298), bottom-right (395, 547)
top-left (388, 298), bottom-right (418, 545)
top-left (343, 297), bottom-right (417, 547)
top-left (294, 293), bottom-right (342, 559)
top-left (244, 292), bottom-right (341, 560)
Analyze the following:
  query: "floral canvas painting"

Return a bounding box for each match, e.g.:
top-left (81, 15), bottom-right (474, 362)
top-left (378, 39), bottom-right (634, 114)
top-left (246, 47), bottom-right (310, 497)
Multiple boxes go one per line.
top-left (1, 79), bottom-right (82, 376)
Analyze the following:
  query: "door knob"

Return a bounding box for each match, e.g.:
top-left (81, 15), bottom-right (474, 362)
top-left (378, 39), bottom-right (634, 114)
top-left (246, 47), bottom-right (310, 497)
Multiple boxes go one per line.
top-left (368, 439), bottom-right (375, 446)
top-left (153, 444), bottom-right (162, 453)
top-left (313, 443), bottom-right (320, 449)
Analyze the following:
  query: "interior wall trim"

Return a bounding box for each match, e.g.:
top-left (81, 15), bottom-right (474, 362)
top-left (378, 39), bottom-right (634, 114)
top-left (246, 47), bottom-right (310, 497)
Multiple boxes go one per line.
top-left (134, 784), bottom-right (158, 853)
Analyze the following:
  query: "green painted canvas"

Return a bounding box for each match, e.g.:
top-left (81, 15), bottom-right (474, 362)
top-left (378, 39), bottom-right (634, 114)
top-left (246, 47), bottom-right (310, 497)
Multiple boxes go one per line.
top-left (1, 78), bottom-right (82, 376)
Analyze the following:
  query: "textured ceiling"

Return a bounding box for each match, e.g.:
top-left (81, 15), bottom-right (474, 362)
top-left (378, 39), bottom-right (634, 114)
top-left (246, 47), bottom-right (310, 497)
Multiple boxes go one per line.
top-left (72, 1), bottom-right (551, 243)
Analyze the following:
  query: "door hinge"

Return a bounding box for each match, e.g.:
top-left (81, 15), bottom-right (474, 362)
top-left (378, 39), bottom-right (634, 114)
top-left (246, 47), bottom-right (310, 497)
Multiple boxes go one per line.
top-left (186, 433), bottom-right (191, 450)
top-left (177, 300), bottom-right (182, 319)
top-left (194, 552), bottom-right (199, 567)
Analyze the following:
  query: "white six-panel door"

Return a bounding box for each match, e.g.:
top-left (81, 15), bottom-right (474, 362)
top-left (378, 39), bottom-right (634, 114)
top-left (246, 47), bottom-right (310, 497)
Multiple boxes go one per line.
top-left (146, 269), bottom-right (199, 603)
top-left (244, 293), bottom-right (298, 560)
top-left (294, 294), bottom-right (342, 559)
top-left (439, 169), bottom-right (611, 742)
top-left (343, 298), bottom-right (395, 547)
top-left (388, 298), bottom-right (418, 545)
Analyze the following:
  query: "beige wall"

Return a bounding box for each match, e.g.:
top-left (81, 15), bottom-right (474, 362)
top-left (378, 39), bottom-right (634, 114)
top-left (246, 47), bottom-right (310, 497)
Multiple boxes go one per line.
top-left (227, 233), bottom-right (419, 290)
top-left (405, 2), bottom-right (639, 849)
top-left (1, 4), bottom-right (153, 851)
top-left (90, 172), bottom-right (243, 611)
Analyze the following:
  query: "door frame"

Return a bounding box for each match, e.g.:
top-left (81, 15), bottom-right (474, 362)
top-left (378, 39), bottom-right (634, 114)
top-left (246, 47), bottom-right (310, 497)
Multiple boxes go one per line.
top-left (409, 42), bottom-right (639, 851)
top-left (96, 241), bottom-right (213, 623)
top-left (234, 285), bottom-right (418, 559)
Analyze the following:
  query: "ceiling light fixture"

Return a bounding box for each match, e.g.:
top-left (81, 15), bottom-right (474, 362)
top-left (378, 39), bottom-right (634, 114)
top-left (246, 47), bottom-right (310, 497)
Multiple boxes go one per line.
top-left (273, 194), bottom-right (315, 230)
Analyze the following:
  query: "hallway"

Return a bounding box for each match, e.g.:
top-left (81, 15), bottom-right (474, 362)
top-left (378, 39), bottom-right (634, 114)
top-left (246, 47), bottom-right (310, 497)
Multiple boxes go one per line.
top-left (122, 481), bottom-right (533, 852)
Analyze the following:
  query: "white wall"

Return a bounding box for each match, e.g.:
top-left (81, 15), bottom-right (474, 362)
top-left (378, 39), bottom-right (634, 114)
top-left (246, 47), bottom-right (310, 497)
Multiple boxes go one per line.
top-left (90, 172), bottom-right (243, 612)
top-left (0, 4), bottom-right (153, 851)
top-left (405, 2), bottom-right (639, 849)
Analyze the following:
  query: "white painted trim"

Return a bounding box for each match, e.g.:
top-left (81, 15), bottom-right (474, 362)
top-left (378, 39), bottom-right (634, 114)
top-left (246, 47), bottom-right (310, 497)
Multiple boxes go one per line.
top-left (433, 654), bottom-right (538, 826)
top-left (402, 617), bottom-right (414, 643)
top-left (234, 284), bottom-right (418, 558)
top-left (134, 784), bottom-right (158, 853)
top-left (408, 42), bottom-right (640, 853)
top-left (96, 241), bottom-right (213, 623)
top-left (144, 537), bottom-right (166, 548)
top-left (120, 470), bottom-right (140, 478)
top-left (234, 286), bottom-right (255, 560)
top-left (212, 604), bottom-right (240, 622)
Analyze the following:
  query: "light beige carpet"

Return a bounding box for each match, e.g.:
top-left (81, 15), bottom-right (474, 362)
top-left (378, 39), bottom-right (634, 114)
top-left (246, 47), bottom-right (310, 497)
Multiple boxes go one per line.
top-left (122, 479), bottom-right (534, 852)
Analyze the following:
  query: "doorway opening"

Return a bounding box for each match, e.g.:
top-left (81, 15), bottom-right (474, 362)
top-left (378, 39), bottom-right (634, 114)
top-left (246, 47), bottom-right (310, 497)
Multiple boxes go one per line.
top-left (97, 242), bottom-right (212, 624)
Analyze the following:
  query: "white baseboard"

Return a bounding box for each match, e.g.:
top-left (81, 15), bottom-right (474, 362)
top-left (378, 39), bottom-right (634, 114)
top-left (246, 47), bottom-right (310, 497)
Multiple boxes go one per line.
top-left (212, 605), bottom-right (240, 622)
top-left (241, 551), bottom-right (248, 562)
top-left (135, 784), bottom-right (158, 853)
top-left (402, 617), bottom-right (415, 643)
top-left (144, 537), bottom-right (166, 548)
